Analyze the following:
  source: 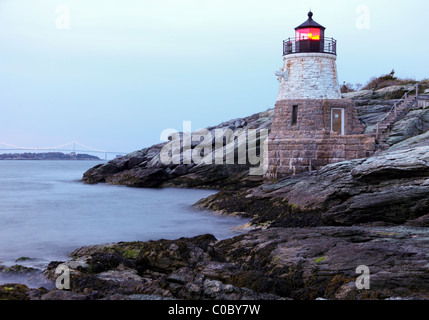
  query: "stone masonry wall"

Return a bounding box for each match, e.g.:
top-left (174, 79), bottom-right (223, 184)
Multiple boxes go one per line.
top-left (265, 99), bottom-right (375, 178)
top-left (270, 99), bottom-right (366, 135)
top-left (264, 132), bottom-right (375, 178)
top-left (276, 53), bottom-right (342, 101)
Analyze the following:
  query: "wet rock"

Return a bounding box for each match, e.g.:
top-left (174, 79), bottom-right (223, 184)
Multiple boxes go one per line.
top-left (82, 163), bottom-right (121, 184)
top-left (0, 265), bottom-right (39, 275)
top-left (0, 284), bottom-right (30, 300)
top-left (106, 167), bottom-right (169, 188)
top-left (38, 235), bottom-right (283, 300)
top-left (101, 293), bottom-right (174, 300)
top-left (86, 252), bottom-right (136, 274)
top-left (38, 226), bottom-right (429, 300)
top-left (1, 264), bottom-right (54, 289)
top-left (219, 227), bottom-right (429, 299)
top-left (161, 164), bottom-right (263, 190)
top-left (97, 267), bottom-right (143, 283)
top-left (43, 259), bottom-right (89, 282)
top-left (0, 284), bottom-right (47, 300)
top-left (41, 289), bottom-right (88, 300)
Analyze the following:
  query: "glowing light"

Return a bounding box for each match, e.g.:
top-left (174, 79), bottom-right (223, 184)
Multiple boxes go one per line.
top-left (308, 33), bottom-right (320, 40)
top-left (296, 28), bottom-right (321, 41)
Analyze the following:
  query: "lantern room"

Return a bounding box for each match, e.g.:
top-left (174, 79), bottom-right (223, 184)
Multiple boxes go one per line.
top-left (295, 11), bottom-right (325, 41)
top-left (283, 11), bottom-right (336, 55)
top-left (295, 11), bottom-right (325, 53)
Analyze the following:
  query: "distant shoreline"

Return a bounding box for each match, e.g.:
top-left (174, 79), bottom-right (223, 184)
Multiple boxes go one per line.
top-left (0, 152), bottom-right (101, 161)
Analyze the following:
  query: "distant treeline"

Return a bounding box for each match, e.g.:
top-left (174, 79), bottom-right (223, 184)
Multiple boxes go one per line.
top-left (0, 152), bottom-right (100, 160)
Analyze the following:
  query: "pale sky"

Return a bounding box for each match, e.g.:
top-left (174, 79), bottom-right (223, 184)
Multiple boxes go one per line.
top-left (0, 0), bottom-right (428, 155)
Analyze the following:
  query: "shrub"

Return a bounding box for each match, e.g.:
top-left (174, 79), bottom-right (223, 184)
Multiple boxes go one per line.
top-left (362, 70), bottom-right (418, 90)
top-left (340, 82), bottom-right (355, 93)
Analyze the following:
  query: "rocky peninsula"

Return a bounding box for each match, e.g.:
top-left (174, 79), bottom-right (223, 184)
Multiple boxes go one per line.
top-left (1, 82), bottom-right (429, 300)
top-left (0, 152), bottom-right (100, 161)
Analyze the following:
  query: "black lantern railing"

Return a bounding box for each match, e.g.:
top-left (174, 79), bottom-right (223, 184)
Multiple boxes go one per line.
top-left (283, 37), bottom-right (337, 56)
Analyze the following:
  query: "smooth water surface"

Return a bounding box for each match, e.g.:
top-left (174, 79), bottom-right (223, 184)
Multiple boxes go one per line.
top-left (0, 161), bottom-right (248, 270)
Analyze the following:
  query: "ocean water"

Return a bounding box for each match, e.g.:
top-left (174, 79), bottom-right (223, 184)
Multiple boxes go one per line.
top-left (0, 161), bottom-right (248, 271)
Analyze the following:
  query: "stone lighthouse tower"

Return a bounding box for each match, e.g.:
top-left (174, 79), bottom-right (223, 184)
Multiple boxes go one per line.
top-left (265, 11), bottom-right (375, 178)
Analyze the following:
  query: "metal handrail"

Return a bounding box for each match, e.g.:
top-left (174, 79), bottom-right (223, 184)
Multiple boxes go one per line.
top-left (375, 84), bottom-right (419, 139)
top-left (283, 37), bottom-right (337, 56)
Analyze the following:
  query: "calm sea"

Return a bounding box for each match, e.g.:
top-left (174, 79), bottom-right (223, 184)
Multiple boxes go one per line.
top-left (0, 161), bottom-right (248, 272)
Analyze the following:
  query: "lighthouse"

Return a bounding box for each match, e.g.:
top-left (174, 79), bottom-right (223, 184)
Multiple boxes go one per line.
top-left (265, 11), bottom-right (375, 178)
top-left (276, 11), bottom-right (341, 100)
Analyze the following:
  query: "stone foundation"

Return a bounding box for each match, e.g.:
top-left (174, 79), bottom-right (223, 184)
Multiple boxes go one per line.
top-left (265, 99), bottom-right (376, 178)
top-left (264, 131), bottom-right (375, 178)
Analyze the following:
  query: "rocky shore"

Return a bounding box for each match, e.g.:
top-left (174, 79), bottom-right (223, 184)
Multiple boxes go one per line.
top-left (2, 226), bottom-right (428, 300)
top-left (1, 84), bottom-right (428, 300)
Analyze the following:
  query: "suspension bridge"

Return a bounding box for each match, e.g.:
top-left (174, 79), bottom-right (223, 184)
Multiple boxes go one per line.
top-left (0, 141), bottom-right (128, 160)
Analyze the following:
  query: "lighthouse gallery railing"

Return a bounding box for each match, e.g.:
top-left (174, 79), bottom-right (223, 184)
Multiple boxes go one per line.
top-left (283, 37), bottom-right (337, 56)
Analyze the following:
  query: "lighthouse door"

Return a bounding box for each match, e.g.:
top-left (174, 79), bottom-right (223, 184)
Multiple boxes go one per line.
top-left (331, 108), bottom-right (345, 135)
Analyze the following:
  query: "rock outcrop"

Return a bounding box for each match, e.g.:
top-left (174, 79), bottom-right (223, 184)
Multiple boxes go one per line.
top-left (386, 108), bottom-right (429, 146)
top-left (387, 131), bottom-right (429, 152)
top-left (83, 109), bottom-right (273, 190)
top-left (5, 227), bottom-right (427, 300)
top-left (196, 146), bottom-right (429, 227)
top-left (342, 84), bottom-right (417, 100)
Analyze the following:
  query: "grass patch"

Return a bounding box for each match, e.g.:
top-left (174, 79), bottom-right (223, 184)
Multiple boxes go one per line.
top-left (123, 248), bottom-right (141, 259)
top-left (314, 256), bottom-right (326, 264)
top-left (375, 231), bottom-right (399, 237)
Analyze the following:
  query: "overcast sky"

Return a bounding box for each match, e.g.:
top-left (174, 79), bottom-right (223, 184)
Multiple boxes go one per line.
top-left (0, 0), bottom-right (428, 155)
